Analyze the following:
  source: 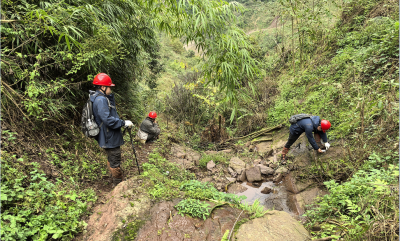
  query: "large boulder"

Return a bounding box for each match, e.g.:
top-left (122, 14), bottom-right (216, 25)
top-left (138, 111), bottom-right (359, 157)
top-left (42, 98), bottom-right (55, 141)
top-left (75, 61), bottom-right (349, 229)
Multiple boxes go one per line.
top-left (245, 167), bottom-right (262, 183)
top-left (255, 142), bottom-right (273, 156)
top-left (257, 164), bottom-right (274, 175)
top-left (235, 210), bottom-right (310, 241)
top-left (229, 157), bottom-right (246, 173)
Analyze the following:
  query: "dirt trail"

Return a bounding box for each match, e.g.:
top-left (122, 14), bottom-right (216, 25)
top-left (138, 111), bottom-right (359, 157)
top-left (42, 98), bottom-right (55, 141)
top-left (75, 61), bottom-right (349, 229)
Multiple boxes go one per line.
top-left (74, 142), bottom-right (157, 241)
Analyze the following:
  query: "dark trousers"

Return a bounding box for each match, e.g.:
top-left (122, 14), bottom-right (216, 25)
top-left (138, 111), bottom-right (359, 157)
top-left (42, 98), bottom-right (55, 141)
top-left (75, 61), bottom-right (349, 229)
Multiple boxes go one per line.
top-left (284, 132), bottom-right (323, 149)
top-left (284, 133), bottom-right (302, 149)
top-left (104, 146), bottom-right (122, 168)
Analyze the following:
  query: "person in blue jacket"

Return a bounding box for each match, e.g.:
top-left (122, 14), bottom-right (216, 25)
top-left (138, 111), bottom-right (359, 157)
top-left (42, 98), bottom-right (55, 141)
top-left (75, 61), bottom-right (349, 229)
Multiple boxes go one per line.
top-left (89, 73), bottom-right (134, 186)
top-left (281, 116), bottom-right (331, 161)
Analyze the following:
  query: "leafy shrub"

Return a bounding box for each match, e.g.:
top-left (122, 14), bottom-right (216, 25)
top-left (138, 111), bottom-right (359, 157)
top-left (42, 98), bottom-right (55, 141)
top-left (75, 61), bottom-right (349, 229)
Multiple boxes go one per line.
top-left (180, 180), bottom-right (246, 205)
top-left (1, 153), bottom-right (97, 241)
top-left (175, 198), bottom-right (211, 220)
top-left (304, 153), bottom-right (399, 240)
top-left (198, 153), bottom-right (229, 168)
top-left (239, 199), bottom-right (268, 219)
top-left (169, 39), bottom-right (185, 54)
top-left (186, 50), bottom-right (195, 58)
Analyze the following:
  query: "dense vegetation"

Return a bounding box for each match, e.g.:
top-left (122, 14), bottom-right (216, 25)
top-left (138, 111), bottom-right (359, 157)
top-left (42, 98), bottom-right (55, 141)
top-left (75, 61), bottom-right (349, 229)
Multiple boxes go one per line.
top-left (1, 0), bottom-right (398, 240)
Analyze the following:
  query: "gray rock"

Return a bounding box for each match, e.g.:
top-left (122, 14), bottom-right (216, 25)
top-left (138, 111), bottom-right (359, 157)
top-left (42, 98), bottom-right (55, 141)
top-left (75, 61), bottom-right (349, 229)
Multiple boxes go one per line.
top-left (227, 183), bottom-right (248, 194)
top-left (273, 173), bottom-right (284, 183)
top-left (228, 167), bottom-right (237, 177)
top-left (207, 160), bottom-right (216, 170)
top-left (237, 170), bottom-right (247, 182)
top-left (249, 145), bottom-right (255, 152)
top-left (226, 177), bottom-right (236, 183)
top-left (176, 152), bottom-right (186, 159)
top-left (276, 166), bottom-right (288, 174)
top-left (257, 164), bottom-right (274, 175)
top-left (235, 210), bottom-right (310, 241)
top-left (253, 159), bottom-right (262, 165)
top-left (229, 157), bottom-right (246, 173)
top-left (269, 163), bottom-right (278, 169)
top-left (261, 187), bottom-right (273, 194)
top-left (246, 167), bottom-right (262, 183)
top-left (256, 142), bottom-right (273, 156)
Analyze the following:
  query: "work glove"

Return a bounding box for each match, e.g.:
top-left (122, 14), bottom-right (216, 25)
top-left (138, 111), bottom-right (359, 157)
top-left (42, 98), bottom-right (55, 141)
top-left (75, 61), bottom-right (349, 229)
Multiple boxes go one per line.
top-left (124, 120), bottom-right (133, 128)
top-left (325, 142), bottom-right (330, 150)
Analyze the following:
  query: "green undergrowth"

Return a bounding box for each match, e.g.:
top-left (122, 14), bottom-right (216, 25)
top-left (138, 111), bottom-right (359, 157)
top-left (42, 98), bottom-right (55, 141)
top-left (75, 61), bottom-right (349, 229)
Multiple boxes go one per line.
top-left (141, 151), bottom-right (267, 220)
top-left (198, 153), bottom-right (229, 168)
top-left (304, 152), bottom-right (399, 240)
top-left (0, 152), bottom-right (97, 241)
top-left (266, 0), bottom-right (399, 142)
top-left (112, 219), bottom-right (145, 241)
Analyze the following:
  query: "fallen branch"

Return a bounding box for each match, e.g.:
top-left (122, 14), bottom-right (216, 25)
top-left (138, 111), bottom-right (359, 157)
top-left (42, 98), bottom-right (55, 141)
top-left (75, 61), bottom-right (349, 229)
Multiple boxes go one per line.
top-left (228, 210), bottom-right (244, 241)
top-left (251, 136), bottom-right (272, 144)
top-left (223, 124), bottom-right (282, 143)
top-left (225, 180), bottom-right (236, 192)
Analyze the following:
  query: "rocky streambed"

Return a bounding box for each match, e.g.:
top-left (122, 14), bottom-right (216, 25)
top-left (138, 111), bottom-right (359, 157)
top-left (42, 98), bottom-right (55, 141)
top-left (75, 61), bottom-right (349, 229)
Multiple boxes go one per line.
top-left (81, 129), bottom-right (339, 241)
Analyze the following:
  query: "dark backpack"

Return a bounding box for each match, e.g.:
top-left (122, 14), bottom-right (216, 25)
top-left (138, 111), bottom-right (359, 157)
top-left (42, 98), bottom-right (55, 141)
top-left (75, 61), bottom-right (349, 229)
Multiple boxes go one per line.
top-left (289, 114), bottom-right (313, 124)
top-left (81, 93), bottom-right (111, 138)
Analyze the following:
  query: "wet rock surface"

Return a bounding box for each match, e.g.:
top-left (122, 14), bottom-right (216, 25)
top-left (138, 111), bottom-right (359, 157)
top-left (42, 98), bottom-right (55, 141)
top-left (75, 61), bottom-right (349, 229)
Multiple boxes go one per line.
top-left (235, 210), bottom-right (310, 241)
top-left (260, 186), bottom-right (272, 194)
top-left (136, 201), bottom-right (248, 241)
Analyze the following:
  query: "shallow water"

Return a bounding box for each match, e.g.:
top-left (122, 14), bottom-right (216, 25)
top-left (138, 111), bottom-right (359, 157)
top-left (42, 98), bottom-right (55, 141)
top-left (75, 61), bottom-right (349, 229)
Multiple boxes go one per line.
top-left (236, 174), bottom-right (303, 216)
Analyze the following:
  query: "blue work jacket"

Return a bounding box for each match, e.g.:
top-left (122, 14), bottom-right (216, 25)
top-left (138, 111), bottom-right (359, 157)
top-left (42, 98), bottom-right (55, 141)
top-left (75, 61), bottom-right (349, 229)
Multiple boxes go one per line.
top-left (90, 90), bottom-right (125, 149)
top-left (289, 116), bottom-right (328, 150)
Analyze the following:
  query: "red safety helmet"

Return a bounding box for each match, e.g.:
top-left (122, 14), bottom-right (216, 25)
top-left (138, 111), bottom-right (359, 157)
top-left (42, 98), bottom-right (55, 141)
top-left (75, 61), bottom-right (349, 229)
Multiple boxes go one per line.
top-left (93, 73), bottom-right (115, 87)
top-left (321, 119), bottom-right (331, 133)
top-left (148, 111), bottom-right (157, 119)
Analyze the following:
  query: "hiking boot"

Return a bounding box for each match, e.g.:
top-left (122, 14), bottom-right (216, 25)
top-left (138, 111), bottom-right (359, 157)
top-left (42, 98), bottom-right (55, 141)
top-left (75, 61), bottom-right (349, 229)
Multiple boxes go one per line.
top-left (112, 178), bottom-right (123, 187)
top-left (281, 147), bottom-right (290, 161)
top-left (109, 165), bottom-right (123, 187)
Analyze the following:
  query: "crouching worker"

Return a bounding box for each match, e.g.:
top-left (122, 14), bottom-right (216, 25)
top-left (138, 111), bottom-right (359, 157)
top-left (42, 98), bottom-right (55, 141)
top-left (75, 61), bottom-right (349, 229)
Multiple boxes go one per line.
top-left (281, 114), bottom-right (331, 161)
top-left (136, 111), bottom-right (161, 144)
top-left (90, 73), bottom-right (134, 186)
